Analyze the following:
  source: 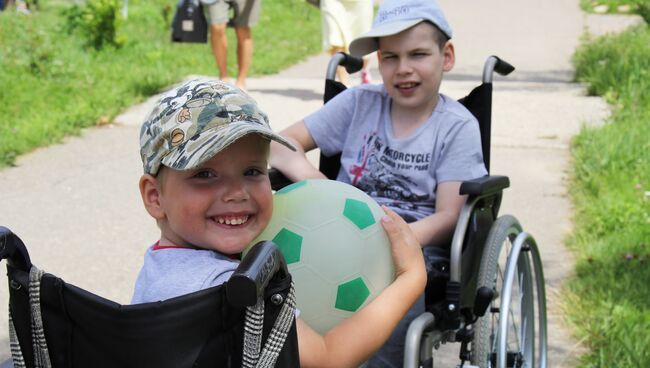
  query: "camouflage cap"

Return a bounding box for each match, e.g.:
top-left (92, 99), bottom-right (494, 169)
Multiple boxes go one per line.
top-left (140, 78), bottom-right (295, 175)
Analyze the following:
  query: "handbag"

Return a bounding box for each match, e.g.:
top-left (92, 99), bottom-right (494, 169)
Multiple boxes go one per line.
top-left (171, 0), bottom-right (208, 43)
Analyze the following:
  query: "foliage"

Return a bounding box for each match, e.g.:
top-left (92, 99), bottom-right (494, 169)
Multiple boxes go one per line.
top-left (0, 0), bottom-right (321, 168)
top-left (568, 23), bottom-right (650, 367)
top-left (62, 0), bottom-right (125, 50)
top-left (581, 0), bottom-right (650, 23)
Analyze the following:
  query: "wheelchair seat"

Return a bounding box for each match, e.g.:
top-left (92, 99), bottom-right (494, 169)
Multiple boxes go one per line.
top-left (1, 227), bottom-right (299, 368)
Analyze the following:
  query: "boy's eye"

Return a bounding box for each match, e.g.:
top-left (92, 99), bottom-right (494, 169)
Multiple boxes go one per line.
top-left (193, 170), bottom-right (215, 179)
top-left (244, 167), bottom-right (266, 177)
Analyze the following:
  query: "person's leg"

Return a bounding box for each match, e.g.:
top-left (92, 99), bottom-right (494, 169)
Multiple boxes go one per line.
top-left (329, 46), bottom-right (350, 85)
top-left (205, 1), bottom-right (231, 81)
top-left (345, 0), bottom-right (373, 84)
top-left (231, 0), bottom-right (260, 90)
top-left (210, 24), bottom-right (229, 81)
top-left (361, 56), bottom-right (372, 84)
top-left (234, 26), bottom-right (252, 90)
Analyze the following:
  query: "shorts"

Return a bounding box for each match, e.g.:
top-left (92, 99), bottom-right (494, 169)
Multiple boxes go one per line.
top-left (204, 0), bottom-right (261, 27)
top-left (320, 0), bottom-right (373, 51)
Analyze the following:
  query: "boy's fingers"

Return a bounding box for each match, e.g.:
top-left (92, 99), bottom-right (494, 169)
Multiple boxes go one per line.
top-left (380, 206), bottom-right (411, 245)
top-left (381, 206), bottom-right (406, 225)
top-left (381, 206), bottom-right (416, 244)
top-left (380, 207), bottom-right (399, 235)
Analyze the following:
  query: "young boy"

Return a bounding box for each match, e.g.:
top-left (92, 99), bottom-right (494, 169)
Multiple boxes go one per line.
top-left (270, 0), bottom-right (487, 366)
top-left (132, 78), bottom-right (426, 368)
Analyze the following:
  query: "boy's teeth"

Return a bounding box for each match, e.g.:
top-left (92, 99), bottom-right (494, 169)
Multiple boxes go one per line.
top-left (398, 82), bottom-right (417, 88)
top-left (216, 216), bottom-right (249, 225)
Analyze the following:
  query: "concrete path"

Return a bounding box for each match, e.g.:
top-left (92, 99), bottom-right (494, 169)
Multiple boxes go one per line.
top-left (0, 1), bottom-right (641, 365)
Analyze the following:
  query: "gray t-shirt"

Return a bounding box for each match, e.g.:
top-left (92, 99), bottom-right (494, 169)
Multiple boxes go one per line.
top-left (305, 84), bottom-right (487, 222)
top-left (131, 244), bottom-right (238, 304)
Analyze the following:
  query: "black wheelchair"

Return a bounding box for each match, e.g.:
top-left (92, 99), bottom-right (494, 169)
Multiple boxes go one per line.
top-left (271, 53), bottom-right (548, 368)
top-left (1, 53), bottom-right (547, 368)
top-left (1, 232), bottom-right (300, 367)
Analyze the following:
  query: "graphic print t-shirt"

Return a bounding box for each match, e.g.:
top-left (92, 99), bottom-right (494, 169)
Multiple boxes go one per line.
top-left (305, 84), bottom-right (487, 222)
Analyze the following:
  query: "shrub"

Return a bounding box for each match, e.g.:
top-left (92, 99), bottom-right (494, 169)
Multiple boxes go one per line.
top-left (63, 0), bottom-right (125, 50)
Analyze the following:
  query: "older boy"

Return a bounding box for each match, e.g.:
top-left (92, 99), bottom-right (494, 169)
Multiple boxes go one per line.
top-left (132, 78), bottom-right (426, 367)
top-left (270, 0), bottom-right (487, 365)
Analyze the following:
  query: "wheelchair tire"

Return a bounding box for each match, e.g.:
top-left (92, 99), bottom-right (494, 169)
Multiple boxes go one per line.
top-left (471, 215), bottom-right (540, 368)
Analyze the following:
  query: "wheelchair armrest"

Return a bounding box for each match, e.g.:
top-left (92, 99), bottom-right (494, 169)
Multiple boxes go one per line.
top-left (459, 175), bottom-right (509, 197)
top-left (0, 226), bottom-right (32, 271)
top-left (226, 241), bottom-right (290, 307)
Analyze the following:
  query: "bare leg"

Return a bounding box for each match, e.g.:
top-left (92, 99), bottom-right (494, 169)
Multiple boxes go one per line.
top-left (235, 26), bottom-right (253, 90)
top-left (361, 56), bottom-right (372, 84)
top-left (330, 46), bottom-right (349, 85)
top-left (210, 24), bottom-right (229, 81)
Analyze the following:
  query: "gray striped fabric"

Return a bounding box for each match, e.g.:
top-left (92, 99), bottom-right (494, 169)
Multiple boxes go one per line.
top-left (29, 267), bottom-right (51, 368)
top-left (242, 282), bottom-right (297, 368)
top-left (9, 313), bottom-right (26, 368)
top-left (243, 298), bottom-right (265, 368)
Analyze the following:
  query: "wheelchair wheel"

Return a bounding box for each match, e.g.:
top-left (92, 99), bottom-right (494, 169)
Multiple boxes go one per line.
top-left (471, 215), bottom-right (547, 368)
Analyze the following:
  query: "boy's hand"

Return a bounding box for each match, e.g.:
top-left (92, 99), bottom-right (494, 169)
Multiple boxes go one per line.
top-left (296, 206), bottom-right (427, 368)
top-left (380, 206), bottom-right (426, 280)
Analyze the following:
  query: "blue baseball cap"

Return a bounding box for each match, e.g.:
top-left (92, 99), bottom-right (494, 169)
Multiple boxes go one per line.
top-left (349, 0), bottom-right (453, 57)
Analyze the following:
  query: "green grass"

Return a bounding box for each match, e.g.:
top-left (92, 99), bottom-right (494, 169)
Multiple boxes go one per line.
top-left (580, 0), bottom-right (650, 23)
top-left (0, 0), bottom-right (321, 168)
top-left (567, 23), bottom-right (650, 367)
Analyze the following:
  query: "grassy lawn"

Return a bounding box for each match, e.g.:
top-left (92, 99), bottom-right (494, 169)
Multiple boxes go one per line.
top-left (580, 0), bottom-right (650, 22)
top-left (568, 22), bottom-right (650, 367)
top-left (0, 0), bottom-right (321, 168)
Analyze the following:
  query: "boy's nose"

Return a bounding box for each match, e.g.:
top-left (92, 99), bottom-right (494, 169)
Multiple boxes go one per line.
top-left (222, 179), bottom-right (250, 202)
top-left (396, 58), bottom-right (413, 75)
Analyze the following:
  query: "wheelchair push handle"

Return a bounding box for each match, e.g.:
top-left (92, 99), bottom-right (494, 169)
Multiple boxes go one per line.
top-left (0, 226), bottom-right (32, 271)
top-left (227, 240), bottom-right (290, 307)
top-left (482, 55), bottom-right (515, 84)
top-left (326, 52), bottom-right (364, 81)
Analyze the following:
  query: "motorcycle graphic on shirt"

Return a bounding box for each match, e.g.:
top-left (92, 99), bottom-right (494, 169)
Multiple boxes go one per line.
top-left (348, 133), bottom-right (429, 213)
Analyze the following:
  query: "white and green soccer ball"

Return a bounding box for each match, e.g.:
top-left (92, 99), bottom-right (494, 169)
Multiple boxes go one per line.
top-left (251, 179), bottom-right (395, 334)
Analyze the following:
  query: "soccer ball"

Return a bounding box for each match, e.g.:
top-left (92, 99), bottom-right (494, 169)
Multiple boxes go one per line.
top-left (249, 179), bottom-right (394, 334)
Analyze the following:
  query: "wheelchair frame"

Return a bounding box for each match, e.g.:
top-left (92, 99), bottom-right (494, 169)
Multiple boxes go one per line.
top-left (321, 54), bottom-right (548, 368)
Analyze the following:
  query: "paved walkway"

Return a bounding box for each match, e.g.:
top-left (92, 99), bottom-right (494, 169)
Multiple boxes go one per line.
top-left (0, 1), bottom-right (642, 365)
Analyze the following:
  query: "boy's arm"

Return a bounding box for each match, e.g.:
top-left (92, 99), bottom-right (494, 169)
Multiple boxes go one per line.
top-left (409, 181), bottom-right (466, 247)
top-left (270, 120), bottom-right (327, 181)
top-left (296, 207), bottom-right (426, 368)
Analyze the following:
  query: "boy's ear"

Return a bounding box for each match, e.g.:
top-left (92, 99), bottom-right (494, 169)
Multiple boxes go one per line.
top-left (442, 41), bottom-right (455, 72)
top-left (139, 174), bottom-right (166, 220)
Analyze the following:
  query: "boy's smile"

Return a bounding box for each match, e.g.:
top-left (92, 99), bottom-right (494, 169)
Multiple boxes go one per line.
top-left (378, 22), bottom-right (454, 122)
top-left (142, 134), bottom-right (273, 255)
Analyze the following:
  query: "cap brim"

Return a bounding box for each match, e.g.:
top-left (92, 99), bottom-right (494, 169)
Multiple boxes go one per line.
top-left (349, 19), bottom-right (424, 57)
top-left (161, 121), bottom-right (296, 172)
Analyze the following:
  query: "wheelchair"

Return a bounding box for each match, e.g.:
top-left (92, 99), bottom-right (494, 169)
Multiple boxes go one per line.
top-left (1, 231), bottom-right (300, 367)
top-left (271, 53), bottom-right (548, 368)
